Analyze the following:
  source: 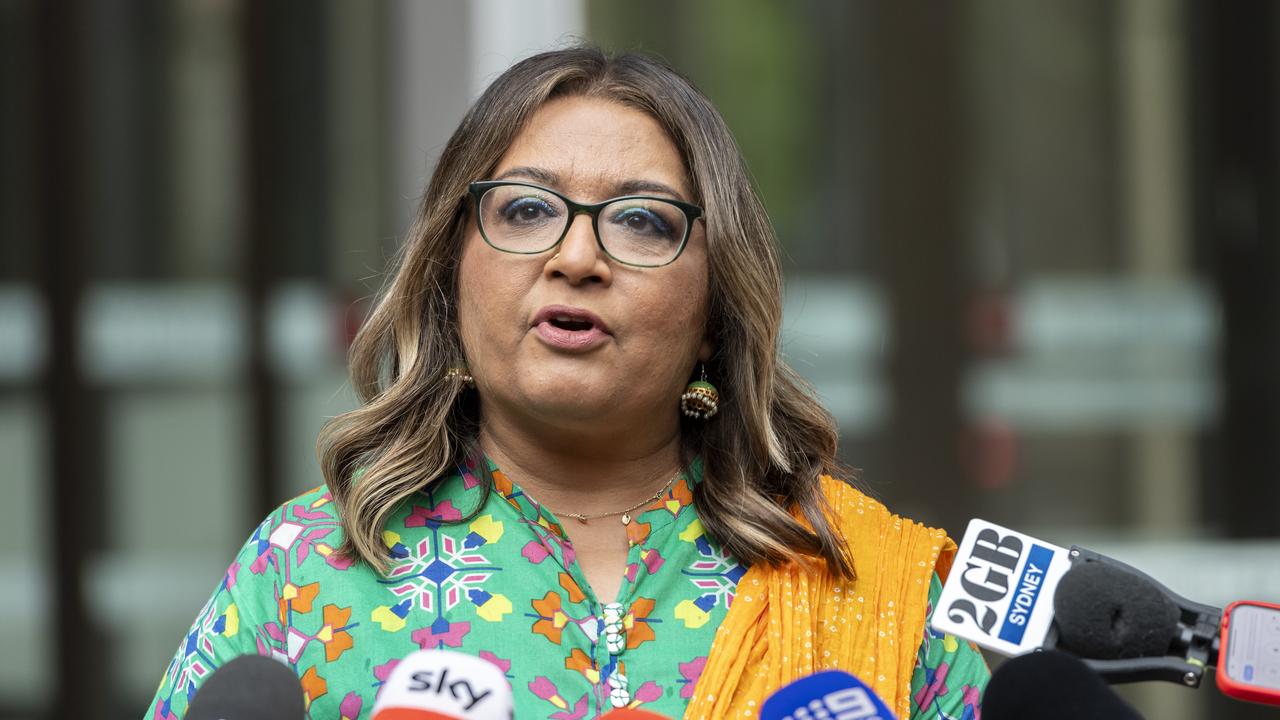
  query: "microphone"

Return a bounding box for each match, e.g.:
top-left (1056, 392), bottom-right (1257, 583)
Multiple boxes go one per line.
top-left (929, 519), bottom-right (1234, 689)
top-left (983, 650), bottom-right (1143, 720)
top-left (759, 669), bottom-right (896, 720)
top-left (371, 649), bottom-right (513, 720)
top-left (1056, 566), bottom-right (1280, 708)
top-left (1051, 558), bottom-right (1181, 661)
top-left (185, 654), bottom-right (305, 720)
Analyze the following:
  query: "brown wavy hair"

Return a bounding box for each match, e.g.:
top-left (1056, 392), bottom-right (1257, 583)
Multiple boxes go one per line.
top-left (318, 46), bottom-right (852, 577)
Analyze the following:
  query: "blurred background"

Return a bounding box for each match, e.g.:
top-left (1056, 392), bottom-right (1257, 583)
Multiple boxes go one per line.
top-left (2, 0), bottom-right (1278, 718)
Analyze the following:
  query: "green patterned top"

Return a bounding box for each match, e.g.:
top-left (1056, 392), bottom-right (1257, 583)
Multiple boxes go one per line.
top-left (147, 458), bottom-right (987, 718)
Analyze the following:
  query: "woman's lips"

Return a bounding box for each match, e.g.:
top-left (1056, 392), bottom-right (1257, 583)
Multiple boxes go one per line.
top-left (534, 321), bottom-right (610, 350)
top-left (531, 305), bottom-right (611, 352)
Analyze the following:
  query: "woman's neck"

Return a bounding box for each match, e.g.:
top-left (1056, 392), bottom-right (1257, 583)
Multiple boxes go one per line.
top-left (477, 415), bottom-right (684, 518)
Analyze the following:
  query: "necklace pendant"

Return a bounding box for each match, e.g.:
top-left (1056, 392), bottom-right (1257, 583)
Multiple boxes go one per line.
top-left (620, 512), bottom-right (631, 525)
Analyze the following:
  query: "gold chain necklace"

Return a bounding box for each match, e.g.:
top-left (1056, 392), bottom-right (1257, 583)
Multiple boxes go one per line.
top-left (530, 473), bottom-right (678, 525)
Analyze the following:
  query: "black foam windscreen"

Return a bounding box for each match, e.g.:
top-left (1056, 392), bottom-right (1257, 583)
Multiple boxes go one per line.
top-left (1052, 560), bottom-right (1180, 660)
top-left (984, 650), bottom-right (1144, 720)
top-left (186, 654), bottom-right (305, 720)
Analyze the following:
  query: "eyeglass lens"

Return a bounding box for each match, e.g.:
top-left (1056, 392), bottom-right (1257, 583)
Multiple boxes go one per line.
top-left (478, 184), bottom-right (688, 266)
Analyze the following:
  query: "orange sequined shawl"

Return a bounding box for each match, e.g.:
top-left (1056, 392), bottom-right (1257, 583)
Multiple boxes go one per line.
top-left (684, 476), bottom-right (956, 719)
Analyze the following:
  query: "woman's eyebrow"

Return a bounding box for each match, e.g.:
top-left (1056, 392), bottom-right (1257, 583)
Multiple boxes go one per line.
top-left (494, 166), bottom-right (560, 185)
top-left (615, 179), bottom-right (686, 200)
top-left (493, 166), bottom-right (689, 201)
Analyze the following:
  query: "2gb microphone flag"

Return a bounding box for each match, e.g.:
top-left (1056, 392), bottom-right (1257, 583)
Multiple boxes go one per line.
top-left (930, 519), bottom-right (1074, 656)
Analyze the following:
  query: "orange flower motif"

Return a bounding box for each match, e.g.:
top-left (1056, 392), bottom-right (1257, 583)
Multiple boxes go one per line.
top-left (626, 520), bottom-right (652, 546)
top-left (625, 597), bottom-right (657, 649)
top-left (542, 517), bottom-right (567, 540)
top-left (293, 583), bottom-right (320, 612)
top-left (565, 648), bottom-right (594, 674)
top-left (558, 573), bottom-right (586, 603)
top-left (492, 470), bottom-right (518, 509)
top-left (531, 591), bottom-right (568, 645)
top-left (621, 477), bottom-right (692, 545)
top-left (565, 648), bottom-right (600, 683)
top-left (300, 665), bottom-right (328, 708)
top-left (319, 604), bottom-right (355, 662)
top-left (627, 477), bottom-right (693, 546)
top-left (669, 477), bottom-right (694, 509)
top-left (277, 581), bottom-right (321, 623)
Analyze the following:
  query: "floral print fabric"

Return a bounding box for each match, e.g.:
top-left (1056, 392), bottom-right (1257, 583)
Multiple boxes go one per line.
top-left (147, 458), bottom-right (986, 718)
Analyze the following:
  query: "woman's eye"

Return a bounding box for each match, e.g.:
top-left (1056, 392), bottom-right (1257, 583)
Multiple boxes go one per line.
top-left (612, 208), bottom-right (674, 238)
top-left (501, 197), bottom-right (557, 223)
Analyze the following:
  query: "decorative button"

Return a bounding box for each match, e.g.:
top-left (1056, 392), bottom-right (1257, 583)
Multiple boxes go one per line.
top-left (603, 602), bottom-right (626, 654)
top-left (608, 665), bottom-right (630, 708)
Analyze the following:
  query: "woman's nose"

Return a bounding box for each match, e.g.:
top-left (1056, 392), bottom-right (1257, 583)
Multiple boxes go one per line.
top-left (545, 213), bottom-right (611, 285)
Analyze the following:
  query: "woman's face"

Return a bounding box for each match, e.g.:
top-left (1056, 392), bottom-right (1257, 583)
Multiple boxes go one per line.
top-left (457, 95), bottom-right (712, 440)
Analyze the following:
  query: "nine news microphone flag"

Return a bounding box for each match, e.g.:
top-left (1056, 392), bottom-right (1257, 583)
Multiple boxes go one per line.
top-left (759, 669), bottom-right (896, 720)
top-left (371, 649), bottom-right (514, 720)
top-left (185, 655), bottom-right (305, 720)
top-left (983, 649), bottom-right (1143, 720)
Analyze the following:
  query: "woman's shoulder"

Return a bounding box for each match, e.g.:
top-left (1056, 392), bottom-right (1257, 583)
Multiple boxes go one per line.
top-left (254, 485), bottom-right (346, 546)
top-left (274, 484), bottom-right (343, 522)
top-left (229, 485), bottom-right (357, 583)
top-left (815, 474), bottom-right (958, 576)
top-left (816, 474), bottom-right (881, 513)
top-left (815, 474), bottom-right (935, 528)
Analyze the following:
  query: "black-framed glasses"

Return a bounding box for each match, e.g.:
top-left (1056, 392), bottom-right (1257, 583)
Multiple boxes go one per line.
top-left (468, 180), bottom-right (703, 268)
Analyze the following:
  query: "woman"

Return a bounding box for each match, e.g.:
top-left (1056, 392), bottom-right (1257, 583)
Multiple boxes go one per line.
top-left (148, 47), bottom-right (987, 719)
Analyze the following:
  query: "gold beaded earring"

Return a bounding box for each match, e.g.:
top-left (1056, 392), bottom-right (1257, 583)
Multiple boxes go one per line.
top-left (445, 365), bottom-right (475, 388)
top-left (681, 364), bottom-right (719, 419)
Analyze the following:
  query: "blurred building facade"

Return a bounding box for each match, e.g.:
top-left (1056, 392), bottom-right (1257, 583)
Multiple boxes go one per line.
top-left (1, 1), bottom-right (1277, 718)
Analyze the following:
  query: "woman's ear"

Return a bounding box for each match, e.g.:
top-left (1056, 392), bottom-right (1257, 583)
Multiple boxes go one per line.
top-left (698, 338), bottom-right (714, 363)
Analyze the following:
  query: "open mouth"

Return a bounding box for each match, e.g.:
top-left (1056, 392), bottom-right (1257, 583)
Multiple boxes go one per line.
top-left (533, 305), bottom-right (610, 336)
top-left (548, 315), bottom-right (594, 332)
top-left (532, 306), bottom-right (610, 350)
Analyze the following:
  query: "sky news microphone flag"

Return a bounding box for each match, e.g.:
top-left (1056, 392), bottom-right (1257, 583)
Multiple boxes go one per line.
top-left (370, 649), bottom-right (513, 720)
